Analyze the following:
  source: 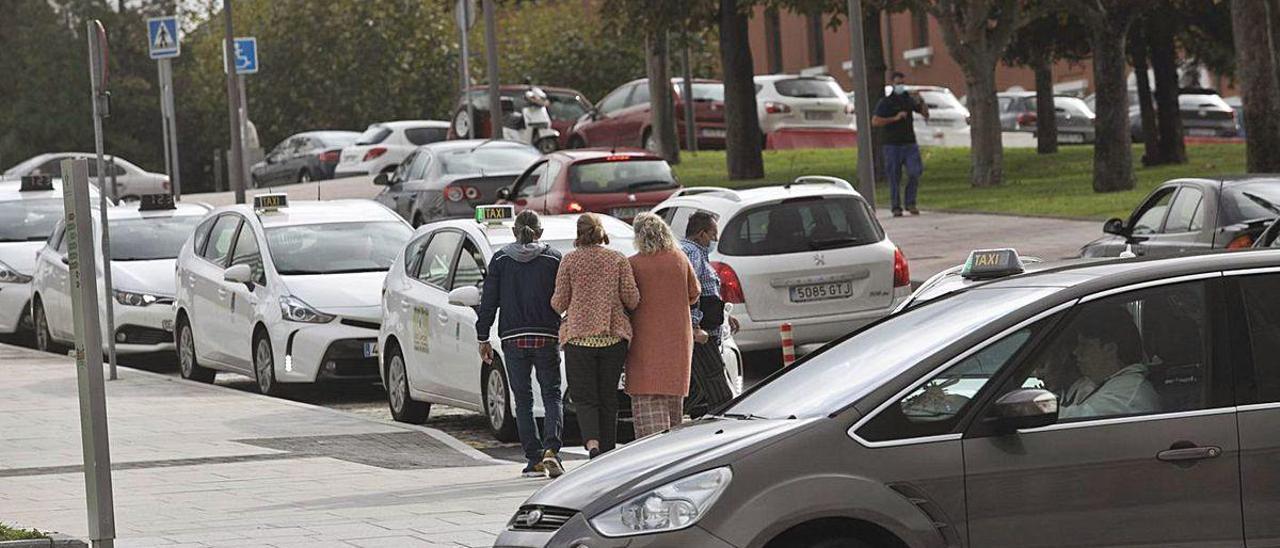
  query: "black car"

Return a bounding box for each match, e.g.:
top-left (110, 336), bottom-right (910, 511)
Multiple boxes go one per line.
top-left (1081, 176), bottom-right (1280, 258)
top-left (372, 139), bottom-right (540, 226)
top-left (1088, 88), bottom-right (1239, 142)
top-left (998, 92), bottom-right (1097, 144)
top-left (251, 130), bottom-right (360, 187)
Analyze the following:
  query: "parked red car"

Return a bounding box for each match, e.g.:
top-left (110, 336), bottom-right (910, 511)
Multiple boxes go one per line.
top-left (567, 78), bottom-right (727, 150)
top-left (497, 148), bottom-right (681, 222)
top-left (447, 84), bottom-right (593, 148)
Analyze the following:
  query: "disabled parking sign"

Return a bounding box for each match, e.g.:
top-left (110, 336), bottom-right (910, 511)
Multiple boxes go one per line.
top-left (233, 37), bottom-right (258, 74)
top-left (147, 16), bottom-right (180, 59)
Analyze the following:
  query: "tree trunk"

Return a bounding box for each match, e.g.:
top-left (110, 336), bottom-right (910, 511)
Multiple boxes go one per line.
top-left (1129, 24), bottom-right (1160, 166)
top-left (719, 0), bottom-right (764, 180)
top-left (646, 30), bottom-right (679, 164)
top-left (1148, 14), bottom-right (1186, 164)
top-left (1033, 59), bottom-right (1057, 154)
top-left (1089, 21), bottom-right (1137, 192)
top-left (864, 6), bottom-right (888, 182)
top-left (1237, 0), bottom-right (1280, 172)
top-left (961, 56), bottom-right (1003, 187)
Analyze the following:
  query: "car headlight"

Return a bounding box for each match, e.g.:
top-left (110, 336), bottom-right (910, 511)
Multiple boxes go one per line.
top-left (114, 290), bottom-right (164, 307)
top-left (589, 467), bottom-right (732, 537)
top-left (0, 261), bottom-right (32, 284)
top-left (279, 295), bottom-right (335, 324)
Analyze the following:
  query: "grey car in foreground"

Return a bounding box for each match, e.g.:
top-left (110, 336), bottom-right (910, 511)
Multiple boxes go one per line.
top-left (372, 139), bottom-right (539, 226)
top-left (498, 248), bottom-right (1280, 547)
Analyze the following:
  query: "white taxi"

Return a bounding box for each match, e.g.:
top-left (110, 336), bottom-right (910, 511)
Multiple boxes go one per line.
top-left (174, 195), bottom-right (414, 394)
top-left (30, 194), bottom-right (211, 354)
top-left (0, 177), bottom-right (101, 339)
top-left (379, 206), bottom-right (744, 441)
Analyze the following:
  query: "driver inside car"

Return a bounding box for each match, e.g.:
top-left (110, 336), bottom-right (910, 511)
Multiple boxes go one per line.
top-left (1058, 305), bottom-right (1160, 419)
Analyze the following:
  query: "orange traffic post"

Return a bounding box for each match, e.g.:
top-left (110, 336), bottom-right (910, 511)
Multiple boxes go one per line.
top-left (781, 322), bottom-right (796, 367)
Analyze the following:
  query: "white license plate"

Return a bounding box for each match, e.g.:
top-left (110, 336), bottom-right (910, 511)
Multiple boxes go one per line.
top-left (363, 342), bottom-right (379, 358)
top-left (341, 154), bottom-right (360, 164)
top-left (161, 319), bottom-right (174, 332)
top-left (611, 207), bottom-right (644, 219)
top-left (789, 281), bottom-right (853, 303)
top-left (805, 110), bottom-right (835, 121)
top-left (701, 128), bottom-right (726, 138)
top-left (1188, 128), bottom-right (1217, 136)
top-left (1060, 133), bottom-right (1084, 143)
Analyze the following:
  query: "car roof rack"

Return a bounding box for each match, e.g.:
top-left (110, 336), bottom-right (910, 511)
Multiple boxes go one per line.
top-left (786, 176), bottom-right (855, 192)
top-left (671, 187), bottom-right (742, 202)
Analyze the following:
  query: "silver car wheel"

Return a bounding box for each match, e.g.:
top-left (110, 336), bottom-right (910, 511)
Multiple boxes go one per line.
top-left (486, 367), bottom-right (507, 432)
top-left (388, 355), bottom-right (408, 413)
top-left (255, 337), bottom-right (274, 394)
top-left (179, 325), bottom-right (195, 377)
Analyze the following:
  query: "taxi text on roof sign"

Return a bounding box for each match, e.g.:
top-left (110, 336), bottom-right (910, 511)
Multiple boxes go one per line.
top-left (253, 193), bottom-right (288, 212)
top-left (475, 204), bottom-right (515, 224)
top-left (961, 248), bottom-right (1025, 280)
top-left (20, 175), bottom-right (54, 192)
top-left (138, 193), bottom-right (176, 211)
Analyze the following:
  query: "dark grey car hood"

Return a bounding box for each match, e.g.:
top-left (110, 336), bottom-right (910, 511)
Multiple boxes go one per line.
top-left (524, 417), bottom-right (815, 514)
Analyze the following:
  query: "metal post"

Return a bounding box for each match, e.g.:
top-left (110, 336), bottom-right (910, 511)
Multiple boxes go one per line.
top-left (459, 0), bottom-right (475, 138)
top-left (237, 77), bottom-right (251, 187)
top-left (847, 0), bottom-right (877, 206)
top-left (87, 21), bottom-right (118, 382)
top-left (681, 33), bottom-right (697, 153)
top-left (76, 27), bottom-right (118, 548)
top-left (158, 61), bottom-right (172, 184)
top-left (213, 149), bottom-right (224, 192)
top-left (483, 0), bottom-right (501, 139)
top-left (222, 0), bottom-right (245, 204)
top-left (162, 59), bottom-right (182, 199)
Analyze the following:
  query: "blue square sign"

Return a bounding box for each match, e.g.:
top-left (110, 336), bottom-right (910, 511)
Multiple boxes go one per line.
top-left (233, 37), bottom-right (258, 74)
top-left (147, 16), bottom-right (179, 59)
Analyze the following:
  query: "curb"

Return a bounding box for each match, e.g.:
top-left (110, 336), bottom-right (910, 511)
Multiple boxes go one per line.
top-left (0, 533), bottom-right (86, 548)
top-left (0, 343), bottom-right (507, 466)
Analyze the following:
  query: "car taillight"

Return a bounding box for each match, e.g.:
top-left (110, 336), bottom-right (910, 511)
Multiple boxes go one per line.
top-left (1227, 234), bottom-right (1255, 249)
top-left (844, 103), bottom-right (856, 114)
top-left (567, 201), bottom-right (584, 213)
top-left (161, 180), bottom-right (171, 191)
top-left (712, 261), bottom-right (745, 304)
top-left (362, 147), bottom-right (387, 162)
top-left (445, 186), bottom-right (465, 202)
top-left (764, 101), bottom-right (792, 115)
top-left (463, 186), bottom-right (480, 200)
top-left (319, 150), bottom-right (340, 163)
top-left (1016, 112), bottom-right (1037, 127)
top-left (893, 248), bottom-right (911, 288)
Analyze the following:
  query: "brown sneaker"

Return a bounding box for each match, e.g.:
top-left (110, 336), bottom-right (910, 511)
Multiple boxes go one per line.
top-left (542, 449), bottom-right (564, 478)
top-left (521, 462), bottom-right (545, 478)
top-left (892, 209), bottom-right (904, 217)
top-left (908, 208), bottom-right (920, 215)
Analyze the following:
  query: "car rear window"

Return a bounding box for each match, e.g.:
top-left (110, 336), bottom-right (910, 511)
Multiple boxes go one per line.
top-left (774, 78), bottom-right (841, 98)
top-left (404, 127), bottom-right (448, 146)
top-left (675, 82), bottom-right (724, 103)
top-left (548, 93), bottom-right (590, 121)
top-left (355, 126), bottom-right (392, 145)
top-left (1226, 181), bottom-right (1280, 223)
top-left (1179, 93), bottom-right (1231, 111)
top-left (568, 159), bottom-right (678, 194)
top-left (719, 196), bottom-right (882, 256)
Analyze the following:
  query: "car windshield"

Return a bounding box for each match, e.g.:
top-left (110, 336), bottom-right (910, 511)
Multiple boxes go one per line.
top-left (0, 198), bottom-right (63, 242)
top-left (1179, 93), bottom-right (1231, 110)
top-left (355, 126), bottom-right (392, 145)
top-left (921, 90), bottom-right (965, 110)
top-left (774, 78), bottom-right (841, 99)
top-left (266, 221), bottom-right (413, 275)
top-left (722, 287), bottom-right (1059, 419)
top-left (547, 92), bottom-right (590, 121)
top-left (568, 159), bottom-right (677, 194)
top-left (314, 132), bottom-right (360, 148)
top-left (1227, 181), bottom-right (1280, 223)
top-left (440, 146), bottom-right (539, 175)
top-left (719, 196), bottom-right (883, 256)
top-left (109, 215), bottom-right (204, 261)
top-left (676, 82), bottom-right (724, 102)
top-left (404, 127), bottom-right (448, 146)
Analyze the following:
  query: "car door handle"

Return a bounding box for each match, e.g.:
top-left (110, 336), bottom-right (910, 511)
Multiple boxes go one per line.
top-left (436, 311), bottom-right (449, 323)
top-left (217, 288), bottom-right (228, 299)
top-left (1157, 445), bottom-right (1221, 462)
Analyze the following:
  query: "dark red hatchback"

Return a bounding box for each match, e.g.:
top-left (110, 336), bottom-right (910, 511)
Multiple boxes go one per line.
top-left (497, 148), bottom-right (681, 222)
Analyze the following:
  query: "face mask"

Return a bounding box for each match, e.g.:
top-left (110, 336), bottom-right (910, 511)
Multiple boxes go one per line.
top-left (707, 239), bottom-right (718, 253)
top-left (893, 84), bottom-right (907, 95)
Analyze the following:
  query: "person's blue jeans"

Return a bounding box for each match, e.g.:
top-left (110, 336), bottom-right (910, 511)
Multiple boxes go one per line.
top-left (883, 143), bottom-right (923, 212)
top-left (502, 341), bottom-right (563, 465)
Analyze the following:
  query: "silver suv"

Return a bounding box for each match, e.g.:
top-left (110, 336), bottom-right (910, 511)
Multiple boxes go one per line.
top-left (497, 249), bottom-right (1280, 547)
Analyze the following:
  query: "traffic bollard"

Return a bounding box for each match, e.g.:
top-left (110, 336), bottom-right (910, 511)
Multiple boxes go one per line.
top-left (781, 322), bottom-right (796, 367)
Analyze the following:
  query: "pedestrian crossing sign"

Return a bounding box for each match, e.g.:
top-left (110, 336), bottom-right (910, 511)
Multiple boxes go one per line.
top-left (147, 16), bottom-right (180, 59)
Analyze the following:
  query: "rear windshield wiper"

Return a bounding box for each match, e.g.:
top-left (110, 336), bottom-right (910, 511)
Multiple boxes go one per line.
top-left (626, 180), bottom-right (677, 191)
top-left (719, 412), bottom-right (767, 420)
top-left (1243, 192), bottom-right (1280, 215)
top-left (809, 237), bottom-right (861, 250)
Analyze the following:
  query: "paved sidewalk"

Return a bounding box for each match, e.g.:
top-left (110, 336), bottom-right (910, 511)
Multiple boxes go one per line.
top-left (0, 344), bottom-right (549, 547)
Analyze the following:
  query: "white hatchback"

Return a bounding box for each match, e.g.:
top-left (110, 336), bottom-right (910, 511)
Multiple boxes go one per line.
top-left (754, 74), bottom-right (855, 136)
top-left (379, 211), bottom-right (744, 441)
top-left (2, 153), bottom-right (168, 201)
top-left (173, 196), bottom-right (414, 394)
top-left (333, 121), bottom-right (450, 178)
top-left (652, 177), bottom-right (911, 354)
top-left (31, 197), bottom-right (211, 354)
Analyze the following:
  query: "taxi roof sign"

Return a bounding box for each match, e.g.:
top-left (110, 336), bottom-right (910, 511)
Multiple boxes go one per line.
top-left (253, 193), bottom-right (288, 212)
top-left (20, 175), bottom-right (54, 192)
top-left (476, 204), bottom-right (515, 225)
top-left (138, 193), bottom-right (176, 211)
top-left (961, 248), bottom-right (1025, 280)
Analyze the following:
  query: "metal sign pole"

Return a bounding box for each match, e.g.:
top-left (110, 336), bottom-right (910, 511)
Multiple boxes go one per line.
top-left (162, 59), bottom-right (182, 199)
top-left (88, 21), bottom-right (118, 381)
top-left (458, 0), bottom-right (474, 137)
top-left (158, 61), bottom-right (172, 184)
top-left (483, 0), bottom-right (501, 139)
top-left (237, 77), bottom-right (251, 187)
top-left (681, 32), bottom-right (697, 153)
top-left (222, 0), bottom-right (245, 204)
top-left (847, 0), bottom-right (877, 206)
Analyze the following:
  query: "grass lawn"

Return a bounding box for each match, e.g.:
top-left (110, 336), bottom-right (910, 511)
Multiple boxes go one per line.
top-left (0, 523), bottom-right (45, 541)
top-left (672, 143), bottom-right (1246, 220)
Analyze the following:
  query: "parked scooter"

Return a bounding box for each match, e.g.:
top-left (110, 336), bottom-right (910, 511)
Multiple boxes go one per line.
top-left (502, 87), bottom-right (560, 154)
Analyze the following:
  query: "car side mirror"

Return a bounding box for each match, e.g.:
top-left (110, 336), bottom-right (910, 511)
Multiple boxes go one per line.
top-left (986, 388), bottom-right (1058, 433)
top-left (60, 255), bottom-right (69, 266)
top-left (448, 285), bottom-right (481, 307)
top-left (496, 187), bottom-right (511, 201)
top-left (223, 264), bottom-right (254, 290)
top-left (374, 173), bottom-right (389, 186)
top-left (589, 108), bottom-right (600, 120)
top-left (1103, 217), bottom-right (1128, 237)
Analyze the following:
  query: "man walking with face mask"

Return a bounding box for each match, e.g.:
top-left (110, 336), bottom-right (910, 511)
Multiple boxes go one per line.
top-left (872, 71), bottom-right (930, 217)
top-left (680, 212), bottom-right (737, 417)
